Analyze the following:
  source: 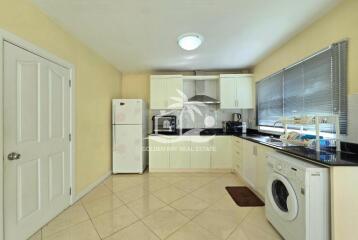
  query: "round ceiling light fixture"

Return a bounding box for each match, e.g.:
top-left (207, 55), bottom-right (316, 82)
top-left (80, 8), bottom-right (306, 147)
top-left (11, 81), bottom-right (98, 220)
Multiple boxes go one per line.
top-left (177, 33), bottom-right (203, 51)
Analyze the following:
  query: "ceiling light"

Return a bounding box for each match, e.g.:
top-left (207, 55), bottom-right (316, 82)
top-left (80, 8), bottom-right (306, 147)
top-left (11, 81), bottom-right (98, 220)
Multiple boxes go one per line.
top-left (177, 33), bottom-right (203, 51)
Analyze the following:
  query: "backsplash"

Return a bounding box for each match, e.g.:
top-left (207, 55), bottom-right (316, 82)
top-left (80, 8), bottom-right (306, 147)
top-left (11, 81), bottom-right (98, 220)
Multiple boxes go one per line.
top-left (150, 105), bottom-right (255, 130)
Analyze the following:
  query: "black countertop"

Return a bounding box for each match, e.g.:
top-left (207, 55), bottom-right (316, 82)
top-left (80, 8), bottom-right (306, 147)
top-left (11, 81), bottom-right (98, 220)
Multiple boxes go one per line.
top-left (150, 128), bottom-right (358, 167)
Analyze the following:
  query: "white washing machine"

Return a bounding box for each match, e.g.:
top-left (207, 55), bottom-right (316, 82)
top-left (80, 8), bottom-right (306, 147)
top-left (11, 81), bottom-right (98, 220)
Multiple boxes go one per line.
top-left (265, 152), bottom-right (330, 240)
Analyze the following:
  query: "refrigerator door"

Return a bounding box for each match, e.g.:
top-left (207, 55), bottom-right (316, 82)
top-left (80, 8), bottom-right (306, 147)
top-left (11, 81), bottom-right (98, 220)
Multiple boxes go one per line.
top-left (113, 125), bottom-right (144, 173)
top-left (113, 99), bottom-right (143, 125)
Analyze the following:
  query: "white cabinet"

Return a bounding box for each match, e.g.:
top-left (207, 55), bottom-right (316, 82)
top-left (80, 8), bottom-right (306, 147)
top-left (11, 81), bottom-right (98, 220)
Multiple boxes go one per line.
top-left (242, 140), bottom-right (257, 188)
top-left (232, 137), bottom-right (243, 175)
top-left (211, 136), bottom-right (232, 169)
top-left (149, 136), bottom-right (233, 171)
top-left (150, 75), bottom-right (183, 109)
top-left (170, 137), bottom-right (191, 169)
top-left (219, 74), bottom-right (253, 109)
top-left (256, 145), bottom-right (273, 197)
top-left (149, 136), bottom-right (170, 170)
top-left (190, 136), bottom-right (212, 169)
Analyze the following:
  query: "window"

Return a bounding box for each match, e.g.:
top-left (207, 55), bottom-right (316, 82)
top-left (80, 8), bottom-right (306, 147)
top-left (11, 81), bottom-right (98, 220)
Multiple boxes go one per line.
top-left (256, 41), bottom-right (348, 134)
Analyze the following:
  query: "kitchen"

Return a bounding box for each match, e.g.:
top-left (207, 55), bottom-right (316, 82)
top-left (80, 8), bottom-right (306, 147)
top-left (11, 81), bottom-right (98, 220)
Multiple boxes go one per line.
top-left (1, 0), bottom-right (358, 240)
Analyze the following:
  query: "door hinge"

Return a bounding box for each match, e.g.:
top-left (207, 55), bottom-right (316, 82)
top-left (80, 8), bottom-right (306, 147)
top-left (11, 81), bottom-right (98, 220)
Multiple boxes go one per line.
top-left (69, 133), bottom-right (72, 142)
top-left (69, 79), bottom-right (72, 87)
top-left (69, 187), bottom-right (72, 195)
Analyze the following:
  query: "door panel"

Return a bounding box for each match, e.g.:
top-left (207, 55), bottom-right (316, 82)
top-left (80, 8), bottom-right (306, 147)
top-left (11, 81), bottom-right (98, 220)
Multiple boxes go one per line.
top-left (17, 158), bottom-right (41, 220)
top-left (49, 69), bottom-right (65, 139)
top-left (4, 42), bottom-right (71, 240)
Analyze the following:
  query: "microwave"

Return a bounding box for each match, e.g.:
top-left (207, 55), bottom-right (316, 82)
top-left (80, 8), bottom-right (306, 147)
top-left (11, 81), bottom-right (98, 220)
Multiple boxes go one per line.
top-left (152, 115), bottom-right (177, 134)
top-left (225, 121), bottom-right (243, 134)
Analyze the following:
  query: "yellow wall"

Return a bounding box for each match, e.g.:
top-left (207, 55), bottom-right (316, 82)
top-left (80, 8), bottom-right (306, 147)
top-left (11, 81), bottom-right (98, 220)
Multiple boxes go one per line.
top-left (121, 73), bottom-right (150, 103)
top-left (253, 0), bottom-right (358, 95)
top-left (0, 0), bottom-right (122, 193)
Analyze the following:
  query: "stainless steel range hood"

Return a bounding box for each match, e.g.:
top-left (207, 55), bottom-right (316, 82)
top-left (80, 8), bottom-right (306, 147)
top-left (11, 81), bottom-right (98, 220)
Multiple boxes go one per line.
top-left (184, 79), bottom-right (220, 105)
top-left (187, 95), bottom-right (220, 104)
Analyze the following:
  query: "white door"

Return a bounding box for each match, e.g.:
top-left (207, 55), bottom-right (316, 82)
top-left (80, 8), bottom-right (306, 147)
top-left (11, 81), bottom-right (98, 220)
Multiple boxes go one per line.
top-left (113, 125), bottom-right (143, 173)
top-left (113, 99), bottom-right (143, 125)
top-left (4, 42), bottom-right (71, 240)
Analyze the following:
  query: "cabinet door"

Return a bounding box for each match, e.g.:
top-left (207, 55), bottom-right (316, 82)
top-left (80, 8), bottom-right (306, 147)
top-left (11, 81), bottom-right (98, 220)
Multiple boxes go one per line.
top-left (149, 137), bottom-right (170, 170)
top-left (242, 140), bottom-right (257, 188)
top-left (150, 77), bottom-right (167, 109)
top-left (167, 77), bottom-right (184, 109)
top-left (236, 76), bottom-right (253, 109)
top-left (190, 137), bottom-right (212, 169)
top-left (170, 138), bottom-right (190, 169)
top-left (232, 137), bottom-right (243, 175)
top-left (220, 77), bottom-right (237, 109)
top-left (211, 137), bottom-right (232, 169)
top-left (256, 145), bottom-right (273, 197)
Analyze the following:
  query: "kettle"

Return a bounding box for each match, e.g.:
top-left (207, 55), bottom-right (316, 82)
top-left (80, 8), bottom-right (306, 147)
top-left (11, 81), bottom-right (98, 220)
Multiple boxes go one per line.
top-left (232, 113), bottom-right (242, 122)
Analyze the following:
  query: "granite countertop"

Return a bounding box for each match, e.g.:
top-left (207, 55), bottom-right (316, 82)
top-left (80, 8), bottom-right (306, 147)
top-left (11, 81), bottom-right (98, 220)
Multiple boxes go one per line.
top-left (150, 128), bottom-right (358, 167)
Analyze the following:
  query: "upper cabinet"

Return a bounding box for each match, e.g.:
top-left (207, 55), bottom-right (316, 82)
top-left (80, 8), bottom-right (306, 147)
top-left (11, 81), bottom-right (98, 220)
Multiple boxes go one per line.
top-left (150, 75), bottom-right (184, 109)
top-left (219, 74), bottom-right (254, 109)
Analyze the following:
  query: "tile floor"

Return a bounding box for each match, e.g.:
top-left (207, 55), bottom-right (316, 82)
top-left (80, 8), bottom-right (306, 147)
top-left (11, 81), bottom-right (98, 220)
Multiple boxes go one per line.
top-left (28, 172), bottom-right (282, 240)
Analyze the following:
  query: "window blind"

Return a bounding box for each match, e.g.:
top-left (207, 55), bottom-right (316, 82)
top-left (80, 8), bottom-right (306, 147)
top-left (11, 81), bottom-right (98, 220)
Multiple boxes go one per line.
top-left (256, 40), bottom-right (348, 134)
top-left (256, 71), bottom-right (283, 127)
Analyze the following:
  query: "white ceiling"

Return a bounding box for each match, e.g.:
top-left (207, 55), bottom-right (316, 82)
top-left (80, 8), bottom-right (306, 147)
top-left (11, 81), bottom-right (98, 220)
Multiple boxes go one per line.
top-left (32, 0), bottom-right (340, 72)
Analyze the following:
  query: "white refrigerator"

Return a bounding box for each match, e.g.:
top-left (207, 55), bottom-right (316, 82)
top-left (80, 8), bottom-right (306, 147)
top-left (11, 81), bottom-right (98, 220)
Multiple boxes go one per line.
top-left (112, 99), bottom-right (148, 173)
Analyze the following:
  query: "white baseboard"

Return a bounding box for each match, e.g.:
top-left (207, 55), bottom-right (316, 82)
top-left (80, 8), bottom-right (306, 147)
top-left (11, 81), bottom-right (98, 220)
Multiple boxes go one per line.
top-left (73, 171), bottom-right (112, 203)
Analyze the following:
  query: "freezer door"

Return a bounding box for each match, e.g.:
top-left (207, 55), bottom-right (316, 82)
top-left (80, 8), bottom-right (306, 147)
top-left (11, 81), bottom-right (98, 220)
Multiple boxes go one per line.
top-left (113, 125), bottom-right (144, 173)
top-left (112, 99), bottom-right (143, 125)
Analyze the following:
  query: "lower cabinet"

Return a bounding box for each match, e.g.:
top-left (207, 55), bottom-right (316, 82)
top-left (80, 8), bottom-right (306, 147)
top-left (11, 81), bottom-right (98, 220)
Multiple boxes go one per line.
top-left (170, 137), bottom-right (191, 169)
top-left (211, 136), bottom-right (232, 169)
top-left (149, 136), bottom-right (232, 171)
top-left (256, 145), bottom-right (273, 197)
top-left (190, 136), bottom-right (212, 169)
top-left (148, 136), bottom-right (170, 170)
top-left (242, 140), bottom-right (258, 188)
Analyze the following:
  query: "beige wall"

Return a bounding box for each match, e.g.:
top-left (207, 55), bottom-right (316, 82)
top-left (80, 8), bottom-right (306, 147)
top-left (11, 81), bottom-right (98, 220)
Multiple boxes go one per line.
top-left (121, 73), bottom-right (150, 103)
top-left (253, 0), bottom-right (358, 95)
top-left (0, 0), bottom-right (122, 193)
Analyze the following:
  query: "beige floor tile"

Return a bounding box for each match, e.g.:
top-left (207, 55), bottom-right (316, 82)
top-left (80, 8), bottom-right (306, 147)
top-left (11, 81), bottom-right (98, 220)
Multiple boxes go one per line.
top-left (152, 186), bottom-right (187, 204)
top-left (173, 177), bottom-right (212, 193)
top-left (191, 182), bottom-right (228, 204)
top-left (28, 230), bottom-right (42, 240)
top-left (227, 220), bottom-right (283, 240)
top-left (127, 195), bottom-right (166, 219)
top-left (166, 222), bottom-right (219, 240)
top-left (92, 205), bottom-right (138, 238)
top-left (104, 221), bottom-right (159, 240)
top-left (193, 207), bottom-right (252, 239)
top-left (212, 174), bottom-right (246, 188)
top-left (240, 208), bottom-right (282, 238)
top-left (81, 184), bottom-right (113, 204)
top-left (43, 220), bottom-right (100, 240)
top-left (145, 178), bottom-right (171, 192)
top-left (82, 194), bottom-right (124, 218)
top-left (115, 185), bottom-right (150, 203)
top-left (156, 176), bottom-right (187, 184)
top-left (104, 177), bottom-right (139, 193)
top-left (42, 203), bottom-right (89, 237)
top-left (143, 206), bottom-right (190, 239)
top-left (170, 195), bottom-right (209, 219)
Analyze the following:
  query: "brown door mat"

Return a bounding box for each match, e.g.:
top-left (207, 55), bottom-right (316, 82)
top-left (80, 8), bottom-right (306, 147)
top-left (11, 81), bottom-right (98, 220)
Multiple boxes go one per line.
top-left (226, 186), bottom-right (265, 207)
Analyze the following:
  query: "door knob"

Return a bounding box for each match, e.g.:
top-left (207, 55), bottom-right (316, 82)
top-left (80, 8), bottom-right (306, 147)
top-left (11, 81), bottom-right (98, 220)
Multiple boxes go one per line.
top-left (8, 152), bottom-right (21, 161)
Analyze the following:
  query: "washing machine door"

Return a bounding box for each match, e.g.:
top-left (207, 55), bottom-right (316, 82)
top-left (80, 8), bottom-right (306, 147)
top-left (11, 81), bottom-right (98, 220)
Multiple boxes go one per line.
top-left (267, 172), bottom-right (298, 221)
